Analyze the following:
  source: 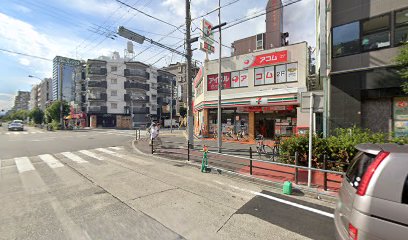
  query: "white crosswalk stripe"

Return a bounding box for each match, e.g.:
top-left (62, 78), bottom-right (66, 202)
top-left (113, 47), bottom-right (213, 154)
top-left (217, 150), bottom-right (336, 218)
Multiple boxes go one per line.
top-left (14, 157), bottom-right (35, 173)
top-left (78, 150), bottom-right (104, 161)
top-left (39, 154), bottom-right (64, 168)
top-left (96, 148), bottom-right (116, 154)
top-left (109, 146), bottom-right (124, 151)
top-left (60, 152), bottom-right (88, 163)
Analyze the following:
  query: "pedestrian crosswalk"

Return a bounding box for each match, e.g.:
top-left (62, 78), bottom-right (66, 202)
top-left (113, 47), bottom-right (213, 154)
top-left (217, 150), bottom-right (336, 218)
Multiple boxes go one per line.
top-left (1, 131), bottom-right (48, 135)
top-left (0, 146), bottom-right (127, 175)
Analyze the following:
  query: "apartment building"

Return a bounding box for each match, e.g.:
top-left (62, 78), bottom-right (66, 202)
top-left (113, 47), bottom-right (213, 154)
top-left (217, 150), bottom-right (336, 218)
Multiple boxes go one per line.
top-left (29, 85), bottom-right (38, 110)
top-left (12, 91), bottom-right (30, 111)
top-left (161, 62), bottom-right (199, 116)
top-left (38, 78), bottom-right (52, 111)
top-left (85, 58), bottom-right (175, 128)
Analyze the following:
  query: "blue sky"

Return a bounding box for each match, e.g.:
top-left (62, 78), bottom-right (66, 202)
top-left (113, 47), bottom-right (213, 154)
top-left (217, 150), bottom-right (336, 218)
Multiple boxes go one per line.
top-left (0, 0), bottom-right (315, 111)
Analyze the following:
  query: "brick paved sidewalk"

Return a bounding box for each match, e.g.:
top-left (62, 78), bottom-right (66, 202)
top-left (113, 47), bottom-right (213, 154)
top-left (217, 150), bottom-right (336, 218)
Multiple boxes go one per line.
top-left (134, 134), bottom-right (342, 195)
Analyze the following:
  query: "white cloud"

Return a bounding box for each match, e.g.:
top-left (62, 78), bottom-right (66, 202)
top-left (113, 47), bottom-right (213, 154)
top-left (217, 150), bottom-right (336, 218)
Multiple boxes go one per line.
top-left (13, 4), bottom-right (32, 13)
top-left (18, 58), bottom-right (31, 66)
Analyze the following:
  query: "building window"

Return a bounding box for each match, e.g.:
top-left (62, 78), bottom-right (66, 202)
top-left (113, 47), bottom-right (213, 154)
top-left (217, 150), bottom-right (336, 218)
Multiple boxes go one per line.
top-left (111, 90), bottom-right (117, 96)
top-left (111, 66), bottom-right (117, 72)
top-left (256, 34), bottom-right (264, 50)
top-left (361, 14), bottom-right (390, 51)
top-left (275, 64), bottom-right (287, 83)
top-left (332, 21), bottom-right (360, 57)
top-left (111, 103), bottom-right (117, 109)
top-left (111, 78), bottom-right (117, 84)
top-left (207, 73), bottom-right (231, 91)
top-left (395, 8), bottom-right (408, 45)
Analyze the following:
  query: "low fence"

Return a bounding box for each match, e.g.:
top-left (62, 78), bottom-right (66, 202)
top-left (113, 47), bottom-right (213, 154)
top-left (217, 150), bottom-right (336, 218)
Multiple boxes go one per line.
top-left (143, 137), bottom-right (345, 192)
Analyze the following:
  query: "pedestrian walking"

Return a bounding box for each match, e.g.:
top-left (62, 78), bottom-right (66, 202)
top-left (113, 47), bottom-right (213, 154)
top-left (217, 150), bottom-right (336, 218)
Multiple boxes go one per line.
top-left (149, 122), bottom-right (159, 146)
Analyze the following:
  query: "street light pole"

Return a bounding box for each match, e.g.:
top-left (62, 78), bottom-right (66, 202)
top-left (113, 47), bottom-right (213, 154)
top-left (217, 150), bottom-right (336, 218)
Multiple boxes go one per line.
top-left (217, 0), bottom-right (222, 153)
top-left (60, 64), bottom-right (64, 129)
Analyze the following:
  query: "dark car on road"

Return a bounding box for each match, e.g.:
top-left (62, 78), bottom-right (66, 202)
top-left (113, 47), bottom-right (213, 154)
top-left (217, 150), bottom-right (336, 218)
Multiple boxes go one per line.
top-left (8, 120), bottom-right (24, 131)
top-left (334, 143), bottom-right (408, 240)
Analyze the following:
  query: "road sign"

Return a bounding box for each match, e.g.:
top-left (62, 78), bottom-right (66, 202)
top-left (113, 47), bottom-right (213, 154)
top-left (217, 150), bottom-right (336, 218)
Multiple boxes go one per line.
top-left (200, 18), bottom-right (215, 54)
top-left (300, 91), bottom-right (324, 113)
top-left (117, 26), bottom-right (145, 44)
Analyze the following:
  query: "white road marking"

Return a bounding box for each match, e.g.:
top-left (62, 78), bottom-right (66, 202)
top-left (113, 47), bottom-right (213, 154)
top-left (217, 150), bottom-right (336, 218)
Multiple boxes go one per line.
top-left (61, 152), bottom-right (88, 163)
top-left (39, 154), bottom-right (64, 168)
top-left (213, 181), bottom-right (334, 219)
top-left (95, 148), bottom-right (115, 154)
top-left (5, 132), bottom-right (11, 135)
top-left (109, 146), bottom-right (123, 151)
top-left (13, 132), bottom-right (19, 135)
top-left (78, 150), bottom-right (104, 161)
top-left (14, 157), bottom-right (35, 173)
top-left (22, 132), bottom-right (29, 135)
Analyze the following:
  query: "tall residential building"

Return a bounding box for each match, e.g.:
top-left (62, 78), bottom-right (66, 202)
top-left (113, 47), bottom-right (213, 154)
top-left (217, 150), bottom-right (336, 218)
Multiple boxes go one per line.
top-left (85, 57), bottom-right (175, 128)
top-left (231, 0), bottom-right (283, 56)
top-left (12, 91), bottom-right (30, 111)
top-left (38, 78), bottom-right (52, 111)
top-left (29, 85), bottom-right (39, 110)
top-left (52, 56), bottom-right (82, 102)
top-left (318, 0), bottom-right (408, 136)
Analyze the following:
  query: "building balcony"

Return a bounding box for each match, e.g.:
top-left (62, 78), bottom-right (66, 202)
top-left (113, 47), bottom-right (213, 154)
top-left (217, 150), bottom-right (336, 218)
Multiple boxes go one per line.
top-left (87, 106), bottom-right (107, 114)
top-left (131, 107), bottom-right (150, 114)
top-left (157, 87), bottom-right (171, 94)
top-left (124, 94), bottom-right (149, 102)
top-left (87, 93), bottom-right (107, 101)
top-left (124, 81), bottom-right (150, 91)
top-left (157, 76), bottom-right (175, 85)
top-left (124, 69), bottom-right (150, 79)
top-left (87, 68), bottom-right (107, 76)
top-left (87, 81), bottom-right (107, 88)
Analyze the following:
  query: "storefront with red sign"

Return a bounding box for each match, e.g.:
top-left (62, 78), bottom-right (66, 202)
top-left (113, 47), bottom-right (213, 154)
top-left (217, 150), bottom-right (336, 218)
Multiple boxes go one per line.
top-left (194, 42), bottom-right (309, 140)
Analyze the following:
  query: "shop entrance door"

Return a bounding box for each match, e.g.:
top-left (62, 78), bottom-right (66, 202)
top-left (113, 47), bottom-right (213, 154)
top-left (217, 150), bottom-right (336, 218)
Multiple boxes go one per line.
top-left (265, 119), bottom-right (275, 139)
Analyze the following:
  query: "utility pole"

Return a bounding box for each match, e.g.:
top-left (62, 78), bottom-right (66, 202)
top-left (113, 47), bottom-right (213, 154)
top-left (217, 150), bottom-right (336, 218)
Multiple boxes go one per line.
top-left (186, 0), bottom-right (194, 148)
top-left (217, 0), bottom-right (222, 153)
top-left (170, 79), bottom-right (173, 133)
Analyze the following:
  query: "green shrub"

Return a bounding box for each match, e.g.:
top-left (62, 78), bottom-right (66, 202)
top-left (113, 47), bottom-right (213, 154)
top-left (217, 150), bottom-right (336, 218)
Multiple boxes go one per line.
top-left (51, 120), bottom-right (61, 130)
top-left (279, 127), bottom-right (400, 172)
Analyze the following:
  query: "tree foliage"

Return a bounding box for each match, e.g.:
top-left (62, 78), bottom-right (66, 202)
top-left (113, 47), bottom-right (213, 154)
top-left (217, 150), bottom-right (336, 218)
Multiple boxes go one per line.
top-left (45, 101), bottom-right (70, 122)
top-left (395, 43), bottom-right (408, 94)
top-left (29, 107), bottom-right (44, 124)
top-left (7, 110), bottom-right (29, 121)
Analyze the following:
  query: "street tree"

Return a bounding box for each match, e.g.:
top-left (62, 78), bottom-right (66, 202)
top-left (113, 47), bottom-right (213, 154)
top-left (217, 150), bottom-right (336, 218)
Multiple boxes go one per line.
top-left (29, 107), bottom-right (44, 124)
top-left (45, 101), bottom-right (70, 122)
top-left (395, 43), bottom-right (408, 94)
top-left (9, 110), bottom-right (29, 121)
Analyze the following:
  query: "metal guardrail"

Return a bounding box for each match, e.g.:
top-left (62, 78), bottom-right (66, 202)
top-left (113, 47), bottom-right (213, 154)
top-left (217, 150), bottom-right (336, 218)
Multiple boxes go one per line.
top-left (138, 137), bottom-right (345, 191)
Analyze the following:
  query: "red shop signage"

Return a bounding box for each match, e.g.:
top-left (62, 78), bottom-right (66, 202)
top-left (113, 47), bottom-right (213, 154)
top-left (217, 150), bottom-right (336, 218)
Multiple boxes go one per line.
top-left (243, 50), bottom-right (288, 68)
top-left (207, 72), bottom-right (231, 91)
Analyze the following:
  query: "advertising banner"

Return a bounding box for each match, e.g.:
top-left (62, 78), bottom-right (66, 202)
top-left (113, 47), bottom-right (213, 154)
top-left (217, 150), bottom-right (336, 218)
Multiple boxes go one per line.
top-left (254, 68), bottom-right (265, 85)
top-left (264, 66), bottom-right (275, 84)
top-left (239, 70), bottom-right (249, 87)
top-left (242, 50), bottom-right (288, 68)
top-left (231, 71), bottom-right (240, 88)
top-left (286, 63), bottom-right (298, 82)
top-left (275, 64), bottom-right (287, 83)
top-left (394, 97), bottom-right (408, 120)
top-left (207, 73), bottom-right (231, 91)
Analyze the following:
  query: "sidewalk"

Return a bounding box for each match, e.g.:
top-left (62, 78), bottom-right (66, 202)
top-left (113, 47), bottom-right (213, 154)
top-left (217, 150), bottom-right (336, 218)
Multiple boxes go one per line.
top-left (134, 134), bottom-right (342, 197)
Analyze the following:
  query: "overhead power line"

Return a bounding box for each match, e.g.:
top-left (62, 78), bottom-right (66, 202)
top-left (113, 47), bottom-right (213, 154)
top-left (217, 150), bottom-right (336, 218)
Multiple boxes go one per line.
top-left (0, 48), bottom-right (52, 61)
top-left (191, 0), bottom-right (242, 21)
top-left (221, 0), bottom-right (302, 32)
top-left (115, 0), bottom-right (181, 30)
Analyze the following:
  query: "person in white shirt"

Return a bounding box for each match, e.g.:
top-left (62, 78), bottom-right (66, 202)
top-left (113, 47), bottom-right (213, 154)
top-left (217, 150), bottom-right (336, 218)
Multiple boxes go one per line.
top-left (150, 122), bottom-right (159, 145)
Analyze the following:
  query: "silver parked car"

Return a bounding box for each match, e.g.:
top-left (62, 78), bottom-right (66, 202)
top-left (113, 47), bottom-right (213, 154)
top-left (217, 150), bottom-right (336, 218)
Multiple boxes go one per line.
top-left (334, 143), bottom-right (408, 240)
top-left (8, 120), bottom-right (24, 131)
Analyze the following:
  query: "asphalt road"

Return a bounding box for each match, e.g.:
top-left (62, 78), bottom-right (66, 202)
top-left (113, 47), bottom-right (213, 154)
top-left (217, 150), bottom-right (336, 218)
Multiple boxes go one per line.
top-left (0, 126), bottom-right (336, 239)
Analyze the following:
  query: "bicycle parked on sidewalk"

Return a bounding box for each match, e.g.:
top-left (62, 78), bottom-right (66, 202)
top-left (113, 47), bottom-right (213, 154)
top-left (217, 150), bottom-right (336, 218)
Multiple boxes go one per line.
top-left (255, 134), bottom-right (275, 161)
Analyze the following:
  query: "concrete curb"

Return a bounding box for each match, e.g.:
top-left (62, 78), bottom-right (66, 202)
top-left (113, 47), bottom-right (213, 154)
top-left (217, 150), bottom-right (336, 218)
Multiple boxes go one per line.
top-left (131, 140), bottom-right (338, 204)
